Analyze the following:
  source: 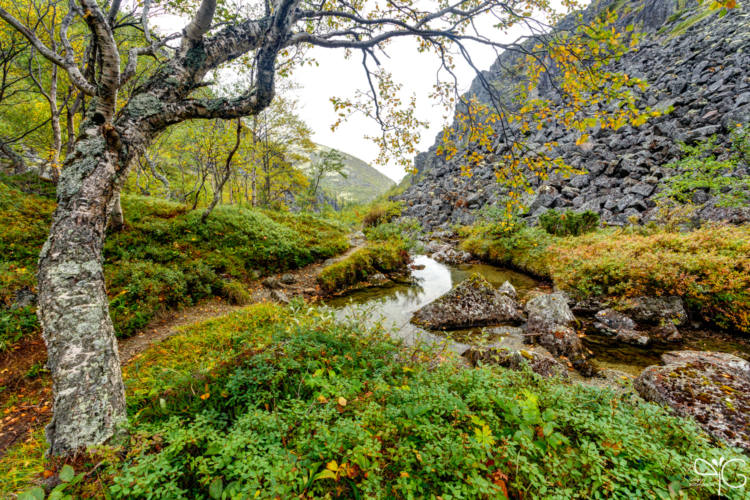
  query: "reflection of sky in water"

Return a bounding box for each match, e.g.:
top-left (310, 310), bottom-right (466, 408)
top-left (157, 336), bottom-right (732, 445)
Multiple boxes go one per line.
top-left (324, 255), bottom-right (539, 350)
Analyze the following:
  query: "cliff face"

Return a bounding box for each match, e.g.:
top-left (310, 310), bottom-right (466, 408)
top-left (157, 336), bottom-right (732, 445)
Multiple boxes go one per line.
top-left (393, 0), bottom-right (750, 229)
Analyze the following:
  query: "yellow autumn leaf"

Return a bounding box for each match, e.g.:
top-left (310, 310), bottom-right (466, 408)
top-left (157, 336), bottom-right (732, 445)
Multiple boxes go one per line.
top-left (200, 393), bottom-right (210, 400)
top-left (338, 397), bottom-right (347, 407)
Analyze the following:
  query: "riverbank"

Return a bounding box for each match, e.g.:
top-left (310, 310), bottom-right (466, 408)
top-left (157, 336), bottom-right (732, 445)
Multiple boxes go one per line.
top-left (459, 223), bottom-right (750, 334)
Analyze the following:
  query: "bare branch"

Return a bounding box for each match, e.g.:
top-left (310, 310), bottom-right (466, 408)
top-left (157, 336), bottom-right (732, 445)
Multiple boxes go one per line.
top-left (0, 6), bottom-right (96, 96)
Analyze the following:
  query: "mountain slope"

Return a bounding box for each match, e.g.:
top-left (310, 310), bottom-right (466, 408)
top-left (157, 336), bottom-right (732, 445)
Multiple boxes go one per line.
top-left (301, 144), bottom-right (395, 204)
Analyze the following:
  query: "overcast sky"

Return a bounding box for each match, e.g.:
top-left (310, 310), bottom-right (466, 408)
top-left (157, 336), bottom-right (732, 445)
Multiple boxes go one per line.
top-left (155, 4), bottom-right (566, 183)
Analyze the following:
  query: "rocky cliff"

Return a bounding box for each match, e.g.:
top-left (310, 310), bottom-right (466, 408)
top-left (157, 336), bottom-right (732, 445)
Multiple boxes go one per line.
top-left (393, 0), bottom-right (750, 229)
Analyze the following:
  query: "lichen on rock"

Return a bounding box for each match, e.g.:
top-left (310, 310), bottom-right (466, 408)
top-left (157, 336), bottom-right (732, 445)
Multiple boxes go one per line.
top-left (462, 346), bottom-right (569, 378)
top-left (634, 350), bottom-right (750, 451)
top-left (411, 273), bottom-right (524, 329)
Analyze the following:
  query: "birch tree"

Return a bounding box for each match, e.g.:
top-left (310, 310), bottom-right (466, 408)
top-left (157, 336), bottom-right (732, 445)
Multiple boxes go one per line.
top-left (0, 0), bottom-right (656, 456)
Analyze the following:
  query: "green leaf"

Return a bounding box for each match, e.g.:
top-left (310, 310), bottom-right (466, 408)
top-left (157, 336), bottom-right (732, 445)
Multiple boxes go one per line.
top-left (59, 464), bottom-right (75, 483)
top-left (205, 444), bottom-right (222, 455)
top-left (313, 469), bottom-right (337, 481)
top-left (209, 477), bottom-right (223, 499)
top-left (626, 24), bottom-right (634, 31)
top-left (17, 487), bottom-right (45, 500)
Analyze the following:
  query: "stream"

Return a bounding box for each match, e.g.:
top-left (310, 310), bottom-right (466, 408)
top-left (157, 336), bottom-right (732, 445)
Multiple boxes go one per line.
top-left (324, 255), bottom-right (750, 377)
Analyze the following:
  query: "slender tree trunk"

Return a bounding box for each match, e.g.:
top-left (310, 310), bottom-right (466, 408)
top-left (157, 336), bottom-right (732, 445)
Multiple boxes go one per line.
top-left (202, 119), bottom-right (241, 222)
top-left (252, 166), bottom-right (257, 208)
top-left (37, 129), bottom-right (130, 456)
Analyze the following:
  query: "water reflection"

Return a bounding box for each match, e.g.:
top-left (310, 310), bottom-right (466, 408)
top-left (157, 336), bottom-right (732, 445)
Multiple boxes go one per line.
top-left (323, 255), bottom-right (540, 350)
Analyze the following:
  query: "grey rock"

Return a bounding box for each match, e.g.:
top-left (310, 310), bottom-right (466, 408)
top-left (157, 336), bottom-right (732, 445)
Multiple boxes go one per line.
top-left (634, 351), bottom-right (750, 450)
top-left (617, 296), bottom-right (688, 326)
top-left (270, 290), bottom-right (290, 304)
top-left (412, 274), bottom-right (525, 330)
top-left (497, 281), bottom-right (518, 300)
top-left (280, 273), bottom-right (297, 284)
top-left (462, 347), bottom-right (569, 379)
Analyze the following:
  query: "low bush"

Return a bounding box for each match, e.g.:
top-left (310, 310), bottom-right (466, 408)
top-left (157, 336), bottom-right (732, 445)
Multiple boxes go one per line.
top-left (657, 124), bottom-right (750, 208)
top-left (364, 218), bottom-right (423, 252)
top-left (362, 201), bottom-right (403, 228)
top-left (0, 180), bottom-right (349, 346)
top-left (538, 209), bottom-right (599, 236)
top-left (461, 223), bottom-right (750, 332)
top-left (317, 243), bottom-right (410, 294)
top-left (103, 307), bottom-right (747, 500)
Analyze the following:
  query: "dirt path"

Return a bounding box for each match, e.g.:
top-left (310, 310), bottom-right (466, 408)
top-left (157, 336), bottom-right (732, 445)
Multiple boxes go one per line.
top-left (0, 239), bottom-right (364, 456)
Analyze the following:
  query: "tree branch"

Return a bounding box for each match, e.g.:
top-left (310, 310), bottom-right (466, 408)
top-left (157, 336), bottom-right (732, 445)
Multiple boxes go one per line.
top-left (0, 6), bottom-right (96, 96)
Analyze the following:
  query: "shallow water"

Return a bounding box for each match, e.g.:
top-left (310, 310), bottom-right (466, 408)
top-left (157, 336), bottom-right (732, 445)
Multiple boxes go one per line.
top-left (324, 255), bottom-right (542, 353)
top-left (324, 255), bottom-right (750, 375)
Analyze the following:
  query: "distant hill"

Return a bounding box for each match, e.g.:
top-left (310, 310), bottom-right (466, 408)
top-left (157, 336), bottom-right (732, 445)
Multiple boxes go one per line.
top-left (301, 144), bottom-right (395, 204)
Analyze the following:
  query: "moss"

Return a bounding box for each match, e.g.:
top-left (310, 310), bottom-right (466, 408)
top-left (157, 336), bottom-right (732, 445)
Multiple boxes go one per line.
top-left (317, 243), bottom-right (410, 294)
top-left (185, 45), bottom-right (207, 69)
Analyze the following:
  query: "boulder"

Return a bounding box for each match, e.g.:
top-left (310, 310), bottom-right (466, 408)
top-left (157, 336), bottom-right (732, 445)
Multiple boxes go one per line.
top-left (617, 296), bottom-right (687, 326)
top-left (525, 292), bottom-right (576, 327)
top-left (462, 347), bottom-right (569, 379)
top-left (433, 249), bottom-right (472, 265)
top-left (10, 288), bottom-right (37, 310)
top-left (412, 273), bottom-right (524, 330)
top-left (497, 281), bottom-right (517, 300)
top-left (650, 324), bottom-right (683, 342)
top-left (280, 273), bottom-right (297, 284)
top-left (270, 290), bottom-right (290, 304)
top-left (369, 273), bottom-right (388, 284)
top-left (594, 309), bottom-right (649, 345)
top-left (634, 351), bottom-right (750, 451)
top-left (262, 277), bottom-right (280, 289)
top-left (572, 298), bottom-right (609, 316)
top-left (525, 293), bottom-right (597, 376)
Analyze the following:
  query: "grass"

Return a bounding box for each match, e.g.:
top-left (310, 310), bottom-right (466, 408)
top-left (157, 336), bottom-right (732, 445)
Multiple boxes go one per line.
top-left (461, 224), bottom-right (750, 332)
top-left (0, 428), bottom-right (47, 496)
top-left (7, 303), bottom-right (748, 499)
top-left (124, 302), bottom-right (288, 419)
top-left (317, 243), bottom-right (411, 294)
top-left (0, 176), bottom-right (349, 349)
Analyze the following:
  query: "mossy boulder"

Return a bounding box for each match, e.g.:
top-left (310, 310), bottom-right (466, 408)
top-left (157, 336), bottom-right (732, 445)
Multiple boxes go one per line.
top-left (635, 351), bottom-right (750, 451)
top-left (462, 346), bottom-right (569, 379)
top-left (411, 273), bottom-right (524, 330)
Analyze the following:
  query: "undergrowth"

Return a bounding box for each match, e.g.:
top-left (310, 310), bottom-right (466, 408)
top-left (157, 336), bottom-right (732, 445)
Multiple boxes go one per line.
top-left (461, 224), bottom-right (750, 332)
top-left (90, 306), bottom-right (750, 499)
top-left (0, 179), bottom-right (349, 348)
top-left (317, 243), bottom-right (410, 294)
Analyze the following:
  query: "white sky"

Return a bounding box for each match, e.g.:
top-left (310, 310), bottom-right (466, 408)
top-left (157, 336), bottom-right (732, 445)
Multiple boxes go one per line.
top-left (155, 3), bottom-right (566, 183)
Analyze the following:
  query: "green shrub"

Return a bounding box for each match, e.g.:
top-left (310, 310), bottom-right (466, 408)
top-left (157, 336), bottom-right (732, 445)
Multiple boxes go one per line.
top-left (538, 209), bottom-right (600, 236)
top-left (462, 223), bottom-right (750, 332)
top-left (317, 243), bottom-right (410, 294)
top-left (108, 309), bottom-right (748, 500)
top-left (658, 124), bottom-right (750, 207)
top-left (0, 180), bottom-right (349, 346)
top-left (364, 218), bottom-right (423, 252)
top-left (362, 201), bottom-right (403, 228)
top-left (221, 281), bottom-right (251, 305)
